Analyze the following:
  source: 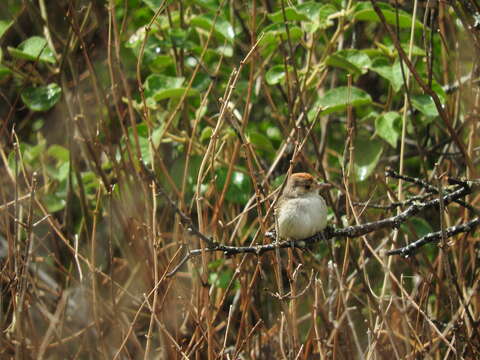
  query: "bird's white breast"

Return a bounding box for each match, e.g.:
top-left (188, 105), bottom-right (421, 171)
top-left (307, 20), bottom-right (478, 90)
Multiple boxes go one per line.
top-left (277, 194), bottom-right (327, 240)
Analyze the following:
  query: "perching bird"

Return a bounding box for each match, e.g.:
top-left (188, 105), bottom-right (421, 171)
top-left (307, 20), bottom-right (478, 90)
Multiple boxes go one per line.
top-left (275, 172), bottom-right (330, 240)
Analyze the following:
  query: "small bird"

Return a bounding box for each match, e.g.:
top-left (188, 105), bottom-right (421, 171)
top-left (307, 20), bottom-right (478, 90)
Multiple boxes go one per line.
top-left (276, 172), bottom-right (330, 240)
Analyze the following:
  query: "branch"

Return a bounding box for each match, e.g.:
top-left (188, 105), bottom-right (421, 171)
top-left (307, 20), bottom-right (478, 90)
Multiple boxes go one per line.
top-left (385, 168), bottom-right (479, 215)
top-left (370, 0), bottom-right (476, 174)
top-left (387, 217), bottom-right (480, 257)
top-left (166, 181), bottom-right (474, 277)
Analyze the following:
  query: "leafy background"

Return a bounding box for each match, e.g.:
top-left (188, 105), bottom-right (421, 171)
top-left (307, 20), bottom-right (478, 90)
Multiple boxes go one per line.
top-left (1, 0), bottom-right (479, 358)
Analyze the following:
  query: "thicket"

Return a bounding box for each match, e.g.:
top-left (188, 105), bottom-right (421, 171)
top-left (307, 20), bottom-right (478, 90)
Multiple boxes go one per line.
top-left (1, 0), bottom-right (480, 358)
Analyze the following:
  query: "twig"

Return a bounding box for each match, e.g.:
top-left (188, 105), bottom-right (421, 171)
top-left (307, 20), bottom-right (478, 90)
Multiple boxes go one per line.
top-left (166, 182), bottom-right (474, 276)
top-left (140, 162), bottom-right (217, 248)
top-left (370, 0), bottom-right (476, 175)
top-left (387, 217), bottom-right (480, 257)
top-left (386, 168), bottom-right (479, 214)
top-left (352, 192), bottom-right (434, 211)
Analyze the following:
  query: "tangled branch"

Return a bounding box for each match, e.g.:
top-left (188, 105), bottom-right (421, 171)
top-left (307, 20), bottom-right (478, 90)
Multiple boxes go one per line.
top-left (141, 164), bottom-right (478, 277)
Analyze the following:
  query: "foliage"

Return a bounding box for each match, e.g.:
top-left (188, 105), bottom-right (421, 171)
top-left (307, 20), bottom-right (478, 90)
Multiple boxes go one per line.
top-left (1, 0), bottom-right (479, 358)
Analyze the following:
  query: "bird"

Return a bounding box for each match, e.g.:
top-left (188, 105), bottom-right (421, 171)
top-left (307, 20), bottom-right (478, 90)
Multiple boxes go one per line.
top-left (275, 172), bottom-right (330, 240)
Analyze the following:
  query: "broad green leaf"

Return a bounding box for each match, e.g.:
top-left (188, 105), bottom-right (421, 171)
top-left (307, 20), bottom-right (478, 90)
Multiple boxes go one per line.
top-left (265, 64), bottom-right (292, 85)
top-left (316, 86), bottom-right (372, 115)
top-left (25, 142), bottom-right (46, 165)
top-left (209, 269), bottom-right (234, 289)
top-left (384, 43), bottom-right (426, 57)
top-left (129, 124), bottom-right (152, 163)
top-left (431, 81), bottom-right (447, 102)
top-left (326, 49), bottom-right (371, 75)
top-left (0, 65), bottom-right (10, 80)
top-left (259, 24), bottom-right (303, 54)
top-left (216, 45), bottom-right (233, 57)
top-left (43, 193), bottom-right (66, 212)
top-left (47, 145), bottom-right (70, 162)
top-left (370, 57), bottom-right (404, 92)
top-left (215, 168), bottom-right (252, 205)
top-left (151, 126), bottom-right (163, 148)
top-left (149, 55), bottom-right (173, 71)
top-left (297, 3), bottom-right (337, 32)
top-left (0, 20), bottom-right (13, 39)
top-left (142, 0), bottom-right (170, 11)
top-left (190, 13), bottom-right (235, 43)
top-left (262, 123), bottom-right (282, 142)
top-left (247, 130), bottom-right (275, 154)
top-left (21, 83), bottom-right (62, 112)
top-left (352, 2), bottom-right (423, 29)
top-left (208, 259), bottom-right (224, 271)
top-left (47, 161), bottom-right (69, 182)
top-left (144, 74), bottom-right (199, 101)
top-left (268, 8), bottom-right (310, 23)
top-left (190, 0), bottom-right (220, 11)
top-left (81, 171), bottom-right (100, 195)
top-left (8, 36), bottom-right (56, 64)
top-left (411, 94), bottom-right (439, 120)
top-left (200, 126), bottom-right (213, 142)
top-left (375, 112), bottom-right (402, 148)
top-left (126, 26), bottom-right (184, 71)
top-left (353, 136), bottom-right (383, 181)
top-left (0, 48), bottom-right (10, 79)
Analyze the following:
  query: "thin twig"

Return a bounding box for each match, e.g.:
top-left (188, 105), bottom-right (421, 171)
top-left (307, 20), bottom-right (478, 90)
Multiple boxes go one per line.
top-left (166, 182), bottom-right (474, 276)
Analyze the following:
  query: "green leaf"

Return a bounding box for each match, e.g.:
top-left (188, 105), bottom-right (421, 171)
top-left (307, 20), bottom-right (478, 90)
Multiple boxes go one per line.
top-left (200, 126), bottom-right (213, 142)
top-left (43, 193), bottom-right (66, 212)
top-left (375, 112), bottom-right (402, 148)
top-left (326, 49), bottom-right (371, 75)
top-left (384, 43), bottom-right (426, 57)
top-left (0, 48), bottom-right (10, 79)
top-left (352, 2), bottom-right (423, 29)
top-left (369, 57), bottom-right (404, 92)
top-left (259, 24), bottom-right (303, 54)
top-left (247, 130), bottom-right (275, 154)
top-left (265, 64), bottom-right (292, 85)
top-left (215, 168), bottom-right (252, 205)
top-left (268, 8), bottom-right (310, 23)
top-left (209, 269), bottom-right (234, 289)
top-left (216, 44), bottom-right (233, 57)
top-left (21, 83), bottom-right (62, 112)
top-left (190, 0), bottom-right (220, 11)
top-left (8, 36), bottom-right (56, 64)
top-left (128, 124), bottom-right (152, 163)
top-left (47, 161), bottom-right (70, 182)
top-left (149, 55), bottom-right (173, 71)
top-left (263, 124), bottom-right (282, 142)
top-left (0, 20), bottom-right (13, 39)
top-left (208, 259), bottom-right (224, 270)
top-left (190, 13), bottom-right (235, 43)
top-left (316, 87), bottom-right (372, 115)
top-left (296, 3), bottom-right (337, 32)
top-left (144, 74), bottom-right (199, 101)
top-left (142, 0), bottom-right (170, 11)
top-left (47, 145), bottom-right (70, 162)
top-left (411, 94), bottom-right (439, 120)
top-left (0, 65), bottom-right (11, 80)
top-left (353, 136), bottom-right (383, 181)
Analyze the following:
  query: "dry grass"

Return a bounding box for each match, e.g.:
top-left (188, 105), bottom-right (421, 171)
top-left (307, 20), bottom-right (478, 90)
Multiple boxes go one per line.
top-left (1, 0), bottom-right (480, 359)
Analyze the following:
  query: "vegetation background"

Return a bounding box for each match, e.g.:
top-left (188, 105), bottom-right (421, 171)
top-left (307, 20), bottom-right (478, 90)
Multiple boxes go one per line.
top-left (1, 0), bottom-right (479, 358)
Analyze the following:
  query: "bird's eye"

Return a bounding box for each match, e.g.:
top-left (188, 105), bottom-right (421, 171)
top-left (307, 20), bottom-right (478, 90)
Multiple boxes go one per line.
top-left (305, 184), bottom-right (311, 190)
